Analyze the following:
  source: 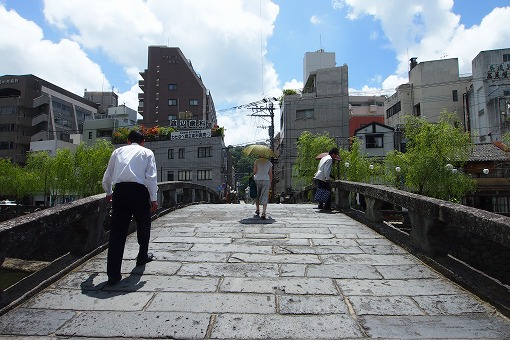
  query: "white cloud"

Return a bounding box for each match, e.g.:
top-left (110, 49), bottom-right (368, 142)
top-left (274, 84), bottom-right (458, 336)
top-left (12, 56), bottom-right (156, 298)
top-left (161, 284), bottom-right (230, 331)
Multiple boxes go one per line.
top-left (52, 0), bottom-right (281, 147)
top-left (0, 5), bottom-right (109, 95)
top-left (333, 1), bottom-right (510, 91)
top-left (310, 15), bottom-right (322, 25)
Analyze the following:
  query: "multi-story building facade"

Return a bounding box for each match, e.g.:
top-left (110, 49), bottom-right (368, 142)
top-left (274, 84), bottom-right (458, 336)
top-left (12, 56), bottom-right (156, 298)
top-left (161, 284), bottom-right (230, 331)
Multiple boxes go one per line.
top-left (0, 74), bottom-right (98, 163)
top-left (384, 58), bottom-right (472, 151)
top-left (468, 48), bottom-right (510, 143)
top-left (83, 91), bottom-right (118, 115)
top-left (385, 58), bottom-right (471, 127)
top-left (138, 46), bottom-right (217, 127)
top-left (137, 46), bottom-right (229, 192)
top-left (276, 51), bottom-right (349, 194)
top-left (83, 104), bottom-right (138, 146)
top-left (349, 95), bottom-right (386, 138)
top-left (145, 135), bottom-right (225, 193)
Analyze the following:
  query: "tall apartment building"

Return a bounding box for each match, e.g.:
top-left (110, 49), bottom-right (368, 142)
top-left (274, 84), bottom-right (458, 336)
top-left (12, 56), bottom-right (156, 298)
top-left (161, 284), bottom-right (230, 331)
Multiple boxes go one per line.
top-left (138, 46), bottom-right (217, 127)
top-left (276, 51), bottom-right (349, 194)
top-left (136, 46), bottom-right (228, 193)
top-left (469, 48), bottom-right (510, 143)
top-left (0, 74), bottom-right (98, 163)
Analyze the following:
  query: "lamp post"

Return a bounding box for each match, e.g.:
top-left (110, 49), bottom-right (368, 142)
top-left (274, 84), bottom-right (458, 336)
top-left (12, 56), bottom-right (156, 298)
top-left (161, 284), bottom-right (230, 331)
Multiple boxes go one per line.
top-left (369, 164), bottom-right (374, 184)
top-left (344, 161), bottom-right (350, 180)
top-left (395, 166), bottom-right (402, 189)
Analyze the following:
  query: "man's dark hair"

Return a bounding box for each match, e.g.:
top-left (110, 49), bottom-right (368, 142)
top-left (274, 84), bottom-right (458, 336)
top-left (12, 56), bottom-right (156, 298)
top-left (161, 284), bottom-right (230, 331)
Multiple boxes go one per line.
top-left (128, 130), bottom-right (145, 144)
top-left (329, 147), bottom-right (339, 155)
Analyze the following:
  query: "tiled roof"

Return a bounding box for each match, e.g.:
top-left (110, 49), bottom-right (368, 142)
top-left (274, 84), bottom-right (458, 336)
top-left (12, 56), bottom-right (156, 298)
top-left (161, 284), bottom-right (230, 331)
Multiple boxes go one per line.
top-left (468, 143), bottom-right (510, 162)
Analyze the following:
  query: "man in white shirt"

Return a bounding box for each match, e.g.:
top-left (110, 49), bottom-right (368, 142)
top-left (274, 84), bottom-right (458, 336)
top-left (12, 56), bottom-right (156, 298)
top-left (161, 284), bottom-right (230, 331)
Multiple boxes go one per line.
top-left (102, 130), bottom-right (158, 285)
top-left (313, 148), bottom-right (340, 211)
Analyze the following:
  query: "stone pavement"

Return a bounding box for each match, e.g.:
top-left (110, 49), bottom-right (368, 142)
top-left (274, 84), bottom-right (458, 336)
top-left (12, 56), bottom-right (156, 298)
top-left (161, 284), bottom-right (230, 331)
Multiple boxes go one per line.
top-left (0, 203), bottom-right (509, 339)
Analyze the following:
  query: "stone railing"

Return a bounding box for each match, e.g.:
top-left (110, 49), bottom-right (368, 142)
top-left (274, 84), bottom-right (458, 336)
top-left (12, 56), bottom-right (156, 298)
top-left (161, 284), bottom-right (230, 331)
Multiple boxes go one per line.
top-left (290, 180), bottom-right (510, 315)
top-left (0, 182), bottom-right (219, 312)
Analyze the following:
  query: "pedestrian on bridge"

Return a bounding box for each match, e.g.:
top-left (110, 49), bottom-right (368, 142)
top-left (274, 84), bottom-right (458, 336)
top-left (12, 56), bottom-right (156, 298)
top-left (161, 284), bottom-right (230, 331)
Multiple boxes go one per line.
top-left (253, 155), bottom-right (273, 219)
top-left (102, 130), bottom-right (158, 285)
top-left (313, 148), bottom-right (341, 211)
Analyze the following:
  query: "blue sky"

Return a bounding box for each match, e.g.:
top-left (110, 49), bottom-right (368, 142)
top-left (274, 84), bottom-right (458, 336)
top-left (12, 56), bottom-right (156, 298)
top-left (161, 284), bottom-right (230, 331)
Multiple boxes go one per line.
top-left (1, 0), bottom-right (509, 146)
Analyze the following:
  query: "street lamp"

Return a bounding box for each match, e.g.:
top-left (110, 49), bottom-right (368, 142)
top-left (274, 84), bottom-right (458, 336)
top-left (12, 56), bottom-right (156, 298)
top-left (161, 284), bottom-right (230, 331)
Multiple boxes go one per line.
top-left (344, 161), bottom-right (350, 180)
top-left (369, 164), bottom-right (374, 183)
top-left (483, 168), bottom-right (490, 175)
top-left (395, 166), bottom-right (402, 189)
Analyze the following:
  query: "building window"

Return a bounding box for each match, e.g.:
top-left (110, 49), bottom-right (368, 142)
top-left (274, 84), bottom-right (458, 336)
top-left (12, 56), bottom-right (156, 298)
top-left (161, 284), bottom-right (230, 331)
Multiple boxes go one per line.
top-left (0, 124), bottom-right (15, 132)
top-left (189, 99), bottom-right (198, 106)
top-left (386, 101), bottom-right (401, 118)
top-left (169, 99), bottom-right (177, 106)
top-left (168, 149), bottom-right (174, 159)
top-left (168, 115), bottom-right (177, 121)
top-left (296, 109), bottom-right (314, 119)
top-left (88, 131), bottom-right (92, 139)
top-left (198, 146), bottom-right (212, 158)
top-left (503, 54), bottom-right (510, 62)
top-left (167, 171), bottom-right (174, 181)
top-left (168, 84), bottom-right (177, 91)
top-left (0, 106), bottom-right (16, 115)
top-left (178, 148), bottom-right (185, 159)
top-left (97, 130), bottom-right (112, 137)
top-left (178, 170), bottom-right (192, 181)
top-left (197, 170), bottom-right (212, 180)
top-left (0, 141), bottom-right (14, 150)
top-left (366, 135), bottom-right (383, 148)
top-left (452, 90), bottom-right (458, 102)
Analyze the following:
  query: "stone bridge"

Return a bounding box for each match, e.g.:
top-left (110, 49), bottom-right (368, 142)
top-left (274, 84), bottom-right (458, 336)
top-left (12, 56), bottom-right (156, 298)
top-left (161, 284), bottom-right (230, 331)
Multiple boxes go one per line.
top-left (0, 181), bottom-right (509, 339)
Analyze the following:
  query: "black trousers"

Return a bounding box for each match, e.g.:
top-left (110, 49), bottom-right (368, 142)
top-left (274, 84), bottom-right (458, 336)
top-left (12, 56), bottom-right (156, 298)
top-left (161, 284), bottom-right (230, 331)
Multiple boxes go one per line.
top-left (107, 182), bottom-right (151, 281)
top-left (315, 179), bottom-right (332, 210)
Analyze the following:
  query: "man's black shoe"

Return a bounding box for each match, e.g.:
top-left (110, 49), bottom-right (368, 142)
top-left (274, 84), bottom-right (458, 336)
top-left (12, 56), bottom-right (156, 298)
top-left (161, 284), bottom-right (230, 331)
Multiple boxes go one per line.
top-left (106, 277), bottom-right (121, 286)
top-left (136, 253), bottom-right (155, 266)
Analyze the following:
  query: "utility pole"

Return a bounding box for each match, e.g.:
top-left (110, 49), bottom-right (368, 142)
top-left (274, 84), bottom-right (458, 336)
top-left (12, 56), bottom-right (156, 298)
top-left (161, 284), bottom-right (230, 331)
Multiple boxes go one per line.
top-left (248, 98), bottom-right (278, 201)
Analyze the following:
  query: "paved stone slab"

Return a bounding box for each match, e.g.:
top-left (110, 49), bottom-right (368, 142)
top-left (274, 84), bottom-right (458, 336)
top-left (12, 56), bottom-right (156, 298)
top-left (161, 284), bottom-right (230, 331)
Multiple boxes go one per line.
top-left (374, 264), bottom-right (442, 279)
top-left (228, 252), bottom-right (322, 264)
top-left (337, 278), bottom-right (464, 296)
top-left (191, 243), bottom-right (273, 254)
top-left (279, 295), bottom-right (349, 314)
top-left (234, 238), bottom-right (310, 246)
top-left (23, 289), bottom-right (154, 311)
top-left (56, 311), bottom-right (210, 338)
top-left (153, 236), bottom-right (232, 244)
top-left (322, 253), bottom-right (419, 265)
top-left (280, 264), bottom-right (307, 276)
top-left (274, 245), bottom-right (363, 255)
top-left (348, 295), bottom-right (426, 315)
top-left (150, 249), bottom-right (229, 262)
top-left (413, 294), bottom-right (494, 314)
top-left (147, 292), bottom-right (275, 313)
top-left (77, 258), bottom-right (182, 275)
top-left (220, 277), bottom-right (338, 295)
top-left (178, 262), bottom-right (280, 277)
top-left (0, 308), bottom-right (75, 336)
top-left (360, 315), bottom-right (510, 339)
top-left (210, 314), bottom-right (364, 339)
top-left (311, 238), bottom-right (360, 246)
top-left (307, 264), bottom-right (383, 279)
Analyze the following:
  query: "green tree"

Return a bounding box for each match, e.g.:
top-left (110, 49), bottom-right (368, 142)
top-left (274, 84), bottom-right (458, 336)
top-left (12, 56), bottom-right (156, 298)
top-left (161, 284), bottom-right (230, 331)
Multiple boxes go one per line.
top-left (392, 111), bottom-right (476, 200)
top-left (26, 151), bottom-right (53, 205)
top-left (293, 131), bottom-right (337, 189)
top-left (231, 146), bottom-right (257, 190)
top-left (51, 148), bottom-right (75, 203)
top-left (74, 140), bottom-right (113, 197)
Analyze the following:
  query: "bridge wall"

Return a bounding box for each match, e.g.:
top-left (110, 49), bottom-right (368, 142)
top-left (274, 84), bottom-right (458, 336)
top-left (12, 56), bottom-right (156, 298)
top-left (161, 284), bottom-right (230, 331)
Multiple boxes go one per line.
top-left (0, 182), bottom-right (219, 263)
top-left (290, 181), bottom-right (510, 285)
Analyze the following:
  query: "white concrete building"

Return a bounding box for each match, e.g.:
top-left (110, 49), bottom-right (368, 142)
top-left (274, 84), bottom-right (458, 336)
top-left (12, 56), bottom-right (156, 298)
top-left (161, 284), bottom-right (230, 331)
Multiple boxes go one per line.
top-left (277, 52), bottom-right (349, 194)
top-left (468, 48), bottom-right (510, 143)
